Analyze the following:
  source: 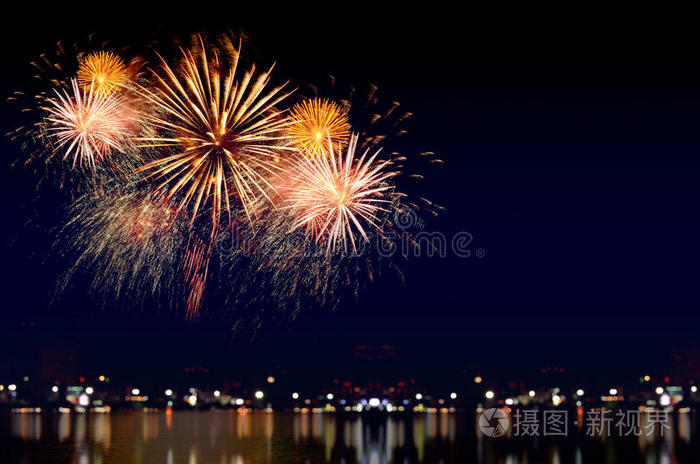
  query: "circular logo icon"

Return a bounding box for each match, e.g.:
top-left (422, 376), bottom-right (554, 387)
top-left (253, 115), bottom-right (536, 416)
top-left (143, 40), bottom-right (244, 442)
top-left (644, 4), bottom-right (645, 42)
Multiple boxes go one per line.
top-left (479, 408), bottom-right (509, 437)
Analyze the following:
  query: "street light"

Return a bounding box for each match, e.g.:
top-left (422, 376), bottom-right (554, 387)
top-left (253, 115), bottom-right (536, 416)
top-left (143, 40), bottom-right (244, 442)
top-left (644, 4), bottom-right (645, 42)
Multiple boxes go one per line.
top-left (326, 393), bottom-right (334, 400)
top-left (292, 392), bottom-right (299, 399)
top-left (254, 390), bottom-right (264, 400)
top-left (165, 389), bottom-right (173, 397)
top-left (450, 392), bottom-right (457, 400)
top-left (85, 387), bottom-right (94, 395)
top-left (415, 393), bottom-right (423, 400)
top-left (576, 389), bottom-right (584, 396)
top-left (485, 390), bottom-right (495, 400)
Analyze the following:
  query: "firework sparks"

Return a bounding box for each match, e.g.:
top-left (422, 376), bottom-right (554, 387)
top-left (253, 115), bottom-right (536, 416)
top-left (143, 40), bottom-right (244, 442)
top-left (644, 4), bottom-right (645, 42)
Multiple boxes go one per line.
top-left (77, 51), bottom-right (128, 95)
top-left (283, 134), bottom-right (396, 252)
top-left (44, 78), bottom-right (128, 169)
top-left (136, 40), bottom-right (294, 228)
top-left (287, 98), bottom-right (350, 154)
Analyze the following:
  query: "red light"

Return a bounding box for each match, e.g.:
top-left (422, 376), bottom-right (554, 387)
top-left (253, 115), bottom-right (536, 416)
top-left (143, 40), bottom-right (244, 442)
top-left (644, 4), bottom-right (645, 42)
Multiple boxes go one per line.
top-left (79, 377), bottom-right (85, 383)
top-left (664, 376), bottom-right (670, 383)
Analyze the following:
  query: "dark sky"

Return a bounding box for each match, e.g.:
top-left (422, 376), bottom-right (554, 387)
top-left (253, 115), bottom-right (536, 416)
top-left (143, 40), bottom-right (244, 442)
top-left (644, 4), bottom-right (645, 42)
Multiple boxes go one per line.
top-left (2, 9), bottom-right (700, 388)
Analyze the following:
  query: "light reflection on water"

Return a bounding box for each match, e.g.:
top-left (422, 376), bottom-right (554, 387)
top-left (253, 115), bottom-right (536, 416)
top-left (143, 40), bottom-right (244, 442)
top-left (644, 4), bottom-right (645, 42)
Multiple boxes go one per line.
top-left (2, 410), bottom-right (699, 463)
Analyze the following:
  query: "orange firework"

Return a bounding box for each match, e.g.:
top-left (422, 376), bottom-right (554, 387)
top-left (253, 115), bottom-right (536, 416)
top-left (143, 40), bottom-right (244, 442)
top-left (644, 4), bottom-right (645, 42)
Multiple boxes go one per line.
top-left (136, 41), bottom-right (293, 228)
top-left (44, 78), bottom-right (128, 169)
top-left (287, 98), bottom-right (350, 154)
top-left (77, 51), bottom-right (128, 95)
top-left (284, 134), bottom-right (395, 252)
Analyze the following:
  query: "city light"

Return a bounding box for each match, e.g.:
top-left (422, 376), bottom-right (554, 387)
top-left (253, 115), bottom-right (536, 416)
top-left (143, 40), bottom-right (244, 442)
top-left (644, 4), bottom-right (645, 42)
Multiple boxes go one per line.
top-left (655, 387), bottom-right (664, 395)
top-left (131, 388), bottom-right (140, 395)
top-left (235, 398), bottom-right (244, 406)
top-left (505, 398), bottom-right (514, 405)
top-left (214, 390), bottom-right (221, 397)
top-left (51, 386), bottom-right (59, 393)
top-left (692, 386), bottom-right (698, 393)
top-left (415, 393), bottom-right (423, 400)
top-left (8, 384), bottom-right (17, 392)
top-left (576, 389), bottom-right (584, 396)
top-left (368, 398), bottom-right (381, 407)
top-left (474, 376), bottom-right (483, 384)
top-left (643, 375), bottom-right (651, 382)
top-left (98, 375), bottom-right (106, 382)
top-left (187, 395), bottom-right (197, 406)
top-left (292, 392), bottom-right (299, 399)
top-left (326, 393), bottom-right (334, 400)
top-left (528, 390), bottom-right (536, 397)
top-left (552, 395), bottom-right (562, 406)
top-left (0, 385), bottom-right (4, 391)
top-left (85, 386), bottom-right (94, 395)
top-left (78, 393), bottom-right (89, 406)
top-left (485, 390), bottom-right (495, 399)
top-left (254, 390), bottom-right (264, 399)
top-left (165, 389), bottom-right (173, 397)
top-left (609, 388), bottom-right (618, 395)
top-left (450, 392), bottom-right (457, 399)
top-left (659, 393), bottom-right (671, 407)
top-left (267, 376), bottom-right (275, 384)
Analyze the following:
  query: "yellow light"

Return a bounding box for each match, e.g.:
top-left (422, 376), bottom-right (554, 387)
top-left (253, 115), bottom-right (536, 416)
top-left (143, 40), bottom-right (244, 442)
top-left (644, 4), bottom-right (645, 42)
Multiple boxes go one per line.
top-left (77, 51), bottom-right (127, 95)
top-left (485, 390), bottom-right (494, 399)
top-left (98, 375), bottom-right (106, 382)
top-left (187, 395), bottom-right (197, 406)
top-left (552, 395), bottom-right (562, 406)
top-left (267, 376), bottom-right (275, 384)
top-left (474, 376), bottom-right (483, 384)
top-left (643, 375), bottom-right (651, 382)
top-left (287, 98), bottom-right (350, 155)
top-left (255, 390), bottom-right (264, 400)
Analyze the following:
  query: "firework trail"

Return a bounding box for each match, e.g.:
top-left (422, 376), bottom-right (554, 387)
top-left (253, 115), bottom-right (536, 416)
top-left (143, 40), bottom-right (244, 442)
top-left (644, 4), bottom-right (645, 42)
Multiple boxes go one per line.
top-left (56, 189), bottom-right (189, 310)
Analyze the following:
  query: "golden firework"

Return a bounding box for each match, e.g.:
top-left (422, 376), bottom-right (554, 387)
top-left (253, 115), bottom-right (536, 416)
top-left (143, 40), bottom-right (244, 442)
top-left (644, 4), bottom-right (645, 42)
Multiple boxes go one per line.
top-left (288, 98), bottom-right (350, 155)
top-left (77, 51), bottom-right (128, 95)
top-left (136, 42), bottom-right (293, 227)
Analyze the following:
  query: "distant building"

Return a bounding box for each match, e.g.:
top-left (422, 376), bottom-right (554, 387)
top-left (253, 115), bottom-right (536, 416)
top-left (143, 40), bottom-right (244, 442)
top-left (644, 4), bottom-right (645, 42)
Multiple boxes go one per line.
top-left (39, 341), bottom-right (78, 384)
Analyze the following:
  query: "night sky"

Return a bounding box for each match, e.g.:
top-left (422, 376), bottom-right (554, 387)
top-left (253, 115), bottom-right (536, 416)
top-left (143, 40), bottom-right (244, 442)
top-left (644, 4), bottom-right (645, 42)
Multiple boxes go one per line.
top-left (2, 10), bottom-right (700, 389)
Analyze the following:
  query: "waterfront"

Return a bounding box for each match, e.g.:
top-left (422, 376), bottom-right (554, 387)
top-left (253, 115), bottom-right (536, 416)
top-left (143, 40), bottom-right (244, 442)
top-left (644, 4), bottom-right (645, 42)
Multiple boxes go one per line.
top-left (3, 410), bottom-right (700, 463)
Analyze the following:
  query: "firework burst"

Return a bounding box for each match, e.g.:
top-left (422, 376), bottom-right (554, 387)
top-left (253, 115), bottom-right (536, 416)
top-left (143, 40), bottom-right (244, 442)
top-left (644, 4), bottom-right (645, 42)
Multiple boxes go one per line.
top-left (136, 40), bottom-right (294, 229)
top-left (77, 51), bottom-right (128, 95)
top-left (287, 98), bottom-right (350, 154)
top-left (44, 78), bottom-right (129, 170)
top-left (283, 134), bottom-right (396, 252)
